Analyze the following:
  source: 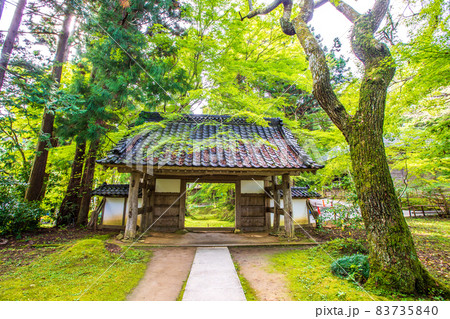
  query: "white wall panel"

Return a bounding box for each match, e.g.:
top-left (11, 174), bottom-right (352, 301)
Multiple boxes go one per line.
top-left (155, 179), bottom-right (181, 193)
top-left (241, 180), bottom-right (264, 194)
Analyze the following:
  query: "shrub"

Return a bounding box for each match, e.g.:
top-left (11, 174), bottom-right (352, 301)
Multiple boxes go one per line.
top-left (331, 254), bottom-right (370, 284)
top-left (322, 238), bottom-right (369, 255)
top-left (0, 197), bottom-right (45, 236)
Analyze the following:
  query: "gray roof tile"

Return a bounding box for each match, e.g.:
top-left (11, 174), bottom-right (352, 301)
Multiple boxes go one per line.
top-left (98, 112), bottom-right (323, 170)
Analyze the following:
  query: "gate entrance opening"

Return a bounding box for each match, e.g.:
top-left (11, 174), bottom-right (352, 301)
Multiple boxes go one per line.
top-left (184, 182), bottom-right (235, 230)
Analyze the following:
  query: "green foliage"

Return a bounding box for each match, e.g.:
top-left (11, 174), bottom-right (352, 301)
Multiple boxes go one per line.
top-left (331, 254), bottom-right (370, 284)
top-left (0, 176), bottom-right (46, 236)
top-left (1, 0), bottom-right (448, 235)
top-left (321, 238), bottom-right (369, 255)
top-left (384, 0), bottom-right (450, 201)
top-left (0, 199), bottom-right (44, 237)
top-left (186, 183), bottom-right (235, 222)
top-left (0, 238), bottom-right (151, 300)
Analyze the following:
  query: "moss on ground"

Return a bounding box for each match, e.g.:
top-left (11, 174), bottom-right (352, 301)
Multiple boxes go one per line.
top-left (234, 262), bottom-right (258, 301)
top-left (269, 218), bottom-right (449, 301)
top-left (271, 245), bottom-right (387, 301)
top-left (407, 218), bottom-right (450, 287)
top-left (185, 216), bottom-right (234, 228)
top-left (0, 238), bottom-right (151, 301)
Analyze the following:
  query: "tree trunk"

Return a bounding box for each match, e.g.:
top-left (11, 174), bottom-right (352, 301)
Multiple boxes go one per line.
top-left (57, 142), bottom-right (86, 226)
top-left (0, 0), bottom-right (6, 21)
top-left (77, 140), bottom-right (99, 226)
top-left (124, 171), bottom-right (141, 239)
top-left (0, 0), bottom-right (27, 90)
top-left (24, 11), bottom-right (74, 202)
top-left (243, 0), bottom-right (448, 296)
top-left (346, 109), bottom-right (442, 295)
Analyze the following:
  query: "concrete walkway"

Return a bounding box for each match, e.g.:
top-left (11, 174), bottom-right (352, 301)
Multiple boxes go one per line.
top-left (182, 247), bottom-right (246, 301)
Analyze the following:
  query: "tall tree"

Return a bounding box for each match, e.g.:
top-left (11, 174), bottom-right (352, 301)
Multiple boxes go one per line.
top-left (77, 139), bottom-right (99, 225)
top-left (0, 0), bottom-right (27, 90)
top-left (243, 0), bottom-right (447, 295)
top-left (53, 0), bottom-right (189, 226)
top-left (57, 141), bottom-right (86, 226)
top-left (24, 9), bottom-right (74, 201)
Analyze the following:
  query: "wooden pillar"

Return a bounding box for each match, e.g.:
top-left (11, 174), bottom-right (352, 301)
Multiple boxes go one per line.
top-left (272, 175), bottom-right (280, 231)
top-left (235, 180), bottom-right (242, 230)
top-left (147, 177), bottom-right (155, 228)
top-left (141, 174), bottom-right (149, 231)
top-left (282, 174), bottom-right (294, 238)
top-left (179, 180), bottom-right (186, 229)
top-left (264, 179), bottom-right (271, 230)
top-left (124, 171), bottom-right (141, 239)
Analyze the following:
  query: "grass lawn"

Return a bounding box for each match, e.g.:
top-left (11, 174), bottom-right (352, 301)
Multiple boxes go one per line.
top-left (270, 217), bottom-right (449, 301)
top-left (185, 216), bottom-right (234, 228)
top-left (0, 236), bottom-right (151, 300)
top-left (407, 218), bottom-right (450, 286)
top-left (271, 243), bottom-right (386, 301)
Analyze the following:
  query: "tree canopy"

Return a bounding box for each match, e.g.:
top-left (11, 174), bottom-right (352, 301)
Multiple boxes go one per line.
top-left (0, 0), bottom-right (448, 296)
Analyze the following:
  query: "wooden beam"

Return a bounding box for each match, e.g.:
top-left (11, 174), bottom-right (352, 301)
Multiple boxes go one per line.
top-left (272, 175), bottom-right (281, 232)
top-left (179, 180), bottom-right (186, 229)
top-left (282, 174), bottom-right (294, 238)
top-left (124, 171), bottom-right (141, 239)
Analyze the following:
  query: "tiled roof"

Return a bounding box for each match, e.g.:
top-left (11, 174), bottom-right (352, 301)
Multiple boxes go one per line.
top-left (280, 187), bottom-right (321, 198)
top-left (91, 183), bottom-right (142, 197)
top-left (98, 112), bottom-right (323, 170)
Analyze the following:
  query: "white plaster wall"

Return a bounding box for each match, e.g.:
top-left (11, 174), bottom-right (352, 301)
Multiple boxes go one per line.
top-left (103, 198), bottom-right (126, 226)
top-left (103, 197), bottom-right (143, 226)
top-left (241, 180), bottom-right (264, 194)
top-left (155, 179), bottom-right (181, 193)
top-left (270, 198), bottom-right (310, 225)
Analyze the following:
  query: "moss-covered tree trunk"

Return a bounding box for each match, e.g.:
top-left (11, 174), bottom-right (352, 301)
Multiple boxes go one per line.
top-left (244, 0), bottom-right (448, 296)
top-left (346, 117), bottom-right (438, 293)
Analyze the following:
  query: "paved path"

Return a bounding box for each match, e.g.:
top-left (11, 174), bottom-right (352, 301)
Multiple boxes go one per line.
top-left (127, 247), bottom-right (196, 301)
top-left (182, 247), bottom-right (246, 301)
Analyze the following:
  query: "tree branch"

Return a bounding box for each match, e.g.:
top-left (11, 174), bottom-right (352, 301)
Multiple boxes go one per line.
top-left (329, 0), bottom-right (361, 23)
top-left (371, 0), bottom-right (390, 32)
top-left (244, 0), bottom-right (284, 19)
top-left (242, 0), bottom-right (298, 35)
top-left (280, 0), bottom-right (296, 35)
top-left (314, 0), bottom-right (328, 8)
top-left (291, 1), bottom-right (349, 132)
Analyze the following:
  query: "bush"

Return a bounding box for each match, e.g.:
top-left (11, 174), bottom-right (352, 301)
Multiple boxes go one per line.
top-left (0, 197), bottom-right (45, 237)
top-left (331, 254), bottom-right (370, 284)
top-left (322, 238), bottom-right (369, 255)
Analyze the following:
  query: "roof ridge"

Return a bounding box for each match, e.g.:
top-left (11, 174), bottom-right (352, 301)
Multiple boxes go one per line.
top-left (139, 112), bottom-right (283, 127)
